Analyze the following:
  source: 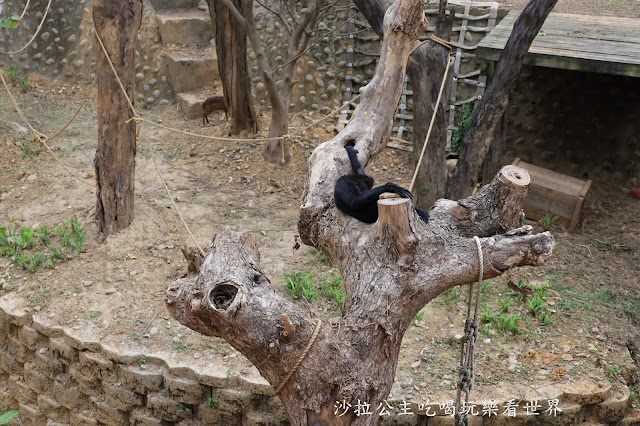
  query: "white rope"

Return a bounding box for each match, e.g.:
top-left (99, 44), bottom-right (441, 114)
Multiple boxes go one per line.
top-left (454, 236), bottom-right (483, 426)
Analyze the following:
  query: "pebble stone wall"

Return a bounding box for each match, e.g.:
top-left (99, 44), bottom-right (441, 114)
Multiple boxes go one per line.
top-left (0, 0), bottom-right (174, 106)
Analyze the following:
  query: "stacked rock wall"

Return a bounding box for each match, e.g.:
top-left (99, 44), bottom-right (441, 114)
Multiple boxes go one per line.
top-left (0, 0), bottom-right (174, 106)
top-left (0, 298), bottom-right (292, 425)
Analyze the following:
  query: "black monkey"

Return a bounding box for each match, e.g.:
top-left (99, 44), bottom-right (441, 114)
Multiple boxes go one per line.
top-left (334, 145), bottom-right (430, 224)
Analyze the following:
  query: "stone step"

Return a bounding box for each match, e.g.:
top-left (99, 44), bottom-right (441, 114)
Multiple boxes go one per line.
top-left (166, 47), bottom-right (219, 93)
top-left (176, 87), bottom-right (223, 120)
top-left (156, 10), bottom-right (213, 47)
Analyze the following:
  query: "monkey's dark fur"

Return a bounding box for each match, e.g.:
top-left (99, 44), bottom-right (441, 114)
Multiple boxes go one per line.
top-left (334, 145), bottom-right (430, 224)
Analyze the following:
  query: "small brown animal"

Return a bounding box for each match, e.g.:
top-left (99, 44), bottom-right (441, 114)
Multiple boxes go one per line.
top-left (202, 96), bottom-right (228, 124)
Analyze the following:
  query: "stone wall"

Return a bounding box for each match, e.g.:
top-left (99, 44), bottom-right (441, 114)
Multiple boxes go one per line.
top-left (0, 295), bottom-right (292, 425)
top-left (1, 293), bottom-right (636, 425)
top-left (505, 65), bottom-right (640, 187)
top-left (0, 0), bottom-right (174, 106)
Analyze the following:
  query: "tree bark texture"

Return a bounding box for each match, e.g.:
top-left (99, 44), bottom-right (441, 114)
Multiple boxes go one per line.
top-left (168, 1), bottom-right (555, 424)
top-left (93, 0), bottom-right (142, 236)
top-left (352, 0), bottom-right (453, 210)
top-left (482, 109), bottom-right (508, 183)
top-left (208, 0), bottom-right (258, 135)
top-left (447, 0), bottom-right (559, 200)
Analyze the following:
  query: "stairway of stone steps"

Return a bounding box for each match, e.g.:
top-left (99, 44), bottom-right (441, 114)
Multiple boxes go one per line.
top-left (153, 0), bottom-right (222, 120)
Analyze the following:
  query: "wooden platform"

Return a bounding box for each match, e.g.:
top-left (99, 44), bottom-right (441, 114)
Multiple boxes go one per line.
top-left (477, 12), bottom-right (640, 78)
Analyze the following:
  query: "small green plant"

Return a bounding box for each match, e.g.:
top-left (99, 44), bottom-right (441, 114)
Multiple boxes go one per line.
top-left (139, 355), bottom-right (147, 365)
top-left (56, 217), bottom-right (86, 255)
top-left (205, 397), bottom-right (218, 408)
top-left (319, 268), bottom-right (345, 307)
top-left (604, 366), bottom-right (620, 384)
top-left (56, 224), bottom-right (71, 246)
top-left (14, 251), bottom-right (45, 273)
top-left (19, 74), bottom-right (30, 92)
top-left (176, 402), bottom-right (192, 416)
top-left (0, 410), bottom-right (19, 425)
top-left (36, 225), bottom-right (51, 245)
top-left (49, 245), bottom-right (67, 261)
top-left (414, 311), bottom-right (425, 322)
top-left (480, 304), bottom-right (497, 324)
top-left (499, 296), bottom-right (515, 313)
top-left (68, 217), bottom-right (86, 255)
top-left (480, 305), bottom-right (522, 334)
top-left (3, 61), bottom-right (21, 83)
top-left (0, 217), bottom-right (83, 273)
top-left (283, 271), bottom-right (318, 301)
top-left (172, 340), bottom-right (188, 352)
top-left (451, 104), bottom-right (474, 153)
top-left (440, 287), bottom-right (459, 308)
top-left (89, 311), bottom-right (102, 322)
top-left (538, 210), bottom-right (559, 230)
top-left (308, 247), bottom-right (332, 266)
top-left (226, 366), bottom-right (233, 383)
top-left (497, 313), bottom-right (523, 334)
top-left (21, 141), bottom-right (41, 158)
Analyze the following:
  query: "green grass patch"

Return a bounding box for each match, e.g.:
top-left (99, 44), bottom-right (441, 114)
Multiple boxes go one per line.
top-left (319, 268), bottom-right (346, 307)
top-left (283, 271), bottom-right (318, 301)
top-left (0, 217), bottom-right (87, 273)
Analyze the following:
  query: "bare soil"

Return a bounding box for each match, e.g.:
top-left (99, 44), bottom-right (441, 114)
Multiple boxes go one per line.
top-left (0, 62), bottom-right (639, 420)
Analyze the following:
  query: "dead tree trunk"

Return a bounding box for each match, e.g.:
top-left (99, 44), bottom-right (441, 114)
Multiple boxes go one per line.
top-left (93, 0), bottom-right (142, 237)
top-left (217, 0), bottom-right (324, 164)
top-left (167, 0), bottom-right (554, 424)
top-left (447, 0), bottom-right (559, 200)
top-left (353, 0), bottom-right (452, 209)
top-left (207, 0), bottom-right (258, 135)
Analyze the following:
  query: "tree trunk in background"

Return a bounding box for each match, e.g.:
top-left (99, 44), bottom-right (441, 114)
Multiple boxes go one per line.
top-left (410, 0), bottom-right (452, 209)
top-left (208, 0), bottom-right (258, 135)
top-left (447, 0), bottom-right (559, 200)
top-left (93, 0), bottom-right (142, 237)
top-left (482, 110), bottom-right (508, 183)
top-left (352, 0), bottom-right (452, 210)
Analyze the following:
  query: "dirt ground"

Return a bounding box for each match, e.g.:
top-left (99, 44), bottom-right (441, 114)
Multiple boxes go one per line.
top-left (1, 8), bottom-right (640, 420)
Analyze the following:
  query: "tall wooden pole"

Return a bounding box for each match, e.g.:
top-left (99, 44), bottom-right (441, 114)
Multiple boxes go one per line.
top-left (93, 0), bottom-right (142, 236)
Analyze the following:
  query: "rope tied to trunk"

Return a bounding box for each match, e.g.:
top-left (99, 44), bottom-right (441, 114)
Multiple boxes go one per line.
top-left (455, 236), bottom-right (484, 426)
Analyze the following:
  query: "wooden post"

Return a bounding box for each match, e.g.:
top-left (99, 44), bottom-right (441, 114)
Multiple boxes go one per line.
top-left (377, 193), bottom-right (417, 265)
top-left (93, 0), bottom-right (142, 236)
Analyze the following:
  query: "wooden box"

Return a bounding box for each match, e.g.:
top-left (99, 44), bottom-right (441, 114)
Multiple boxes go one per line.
top-left (512, 158), bottom-right (592, 230)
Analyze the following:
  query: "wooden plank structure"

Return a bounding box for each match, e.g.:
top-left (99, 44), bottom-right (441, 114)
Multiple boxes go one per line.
top-left (477, 12), bottom-right (640, 78)
top-left (512, 158), bottom-right (592, 230)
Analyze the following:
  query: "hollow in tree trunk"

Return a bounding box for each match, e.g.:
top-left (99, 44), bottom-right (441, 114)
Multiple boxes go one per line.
top-left (93, 0), bottom-right (142, 237)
